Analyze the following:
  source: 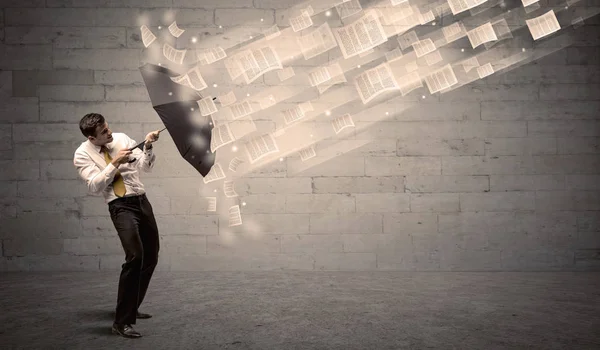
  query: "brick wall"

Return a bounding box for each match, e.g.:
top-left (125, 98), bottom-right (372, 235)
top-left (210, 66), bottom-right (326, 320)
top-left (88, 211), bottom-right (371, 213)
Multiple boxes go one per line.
top-left (0, 0), bottom-right (599, 271)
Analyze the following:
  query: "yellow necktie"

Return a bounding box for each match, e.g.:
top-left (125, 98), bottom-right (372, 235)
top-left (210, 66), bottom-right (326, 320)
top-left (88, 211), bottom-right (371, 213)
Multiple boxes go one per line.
top-left (101, 146), bottom-right (126, 197)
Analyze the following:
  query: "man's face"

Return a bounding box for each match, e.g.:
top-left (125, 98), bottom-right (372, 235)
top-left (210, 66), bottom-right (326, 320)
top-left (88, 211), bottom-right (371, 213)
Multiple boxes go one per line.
top-left (89, 122), bottom-right (113, 146)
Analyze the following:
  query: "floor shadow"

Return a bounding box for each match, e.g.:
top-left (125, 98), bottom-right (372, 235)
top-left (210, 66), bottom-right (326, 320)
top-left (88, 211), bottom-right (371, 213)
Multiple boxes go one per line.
top-left (87, 326), bottom-right (113, 336)
top-left (77, 309), bottom-right (115, 321)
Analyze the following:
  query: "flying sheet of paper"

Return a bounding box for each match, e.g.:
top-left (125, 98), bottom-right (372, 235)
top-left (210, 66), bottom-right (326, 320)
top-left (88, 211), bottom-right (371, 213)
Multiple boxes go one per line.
top-left (299, 145), bottom-right (317, 161)
top-left (412, 38), bottom-right (436, 57)
top-left (203, 163), bottom-right (226, 184)
top-left (526, 9), bottom-right (561, 41)
top-left (140, 25), bottom-right (157, 48)
top-left (331, 114), bottom-right (355, 134)
top-left (163, 43), bottom-right (187, 64)
top-left (425, 64), bottom-right (458, 94)
top-left (399, 71), bottom-right (423, 96)
top-left (467, 22), bottom-right (497, 49)
top-left (218, 91), bottom-right (237, 107)
top-left (168, 21), bottom-right (185, 37)
top-left (207, 197), bottom-right (217, 212)
top-left (245, 133), bottom-right (279, 164)
top-left (223, 181), bottom-right (238, 198)
top-left (198, 96), bottom-right (218, 116)
top-left (476, 62), bottom-right (494, 78)
top-left (290, 11), bottom-right (313, 32)
top-left (228, 157), bottom-right (244, 172)
top-left (228, 205), bottom-right (242, 227)
top-left (210, 123), bottom-right (235, 153)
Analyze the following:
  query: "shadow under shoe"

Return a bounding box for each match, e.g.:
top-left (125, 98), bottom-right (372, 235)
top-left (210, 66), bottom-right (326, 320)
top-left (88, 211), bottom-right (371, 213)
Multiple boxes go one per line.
top-left (111, 323), bottom-right (142, 338)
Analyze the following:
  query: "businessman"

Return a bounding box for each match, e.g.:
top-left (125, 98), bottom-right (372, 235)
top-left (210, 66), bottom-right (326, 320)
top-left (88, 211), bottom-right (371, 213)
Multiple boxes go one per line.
top-left (73, 113), bottom-right (161, 338)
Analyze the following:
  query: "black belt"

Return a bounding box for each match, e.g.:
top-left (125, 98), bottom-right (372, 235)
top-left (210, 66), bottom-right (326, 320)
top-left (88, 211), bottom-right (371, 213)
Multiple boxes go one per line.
top-left (109, 193), bottom-right (146, 205)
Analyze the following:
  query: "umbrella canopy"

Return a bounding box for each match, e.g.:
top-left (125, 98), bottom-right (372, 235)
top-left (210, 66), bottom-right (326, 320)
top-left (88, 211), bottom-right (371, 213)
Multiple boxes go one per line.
top-left (139, 63), bottom-right (216, 177)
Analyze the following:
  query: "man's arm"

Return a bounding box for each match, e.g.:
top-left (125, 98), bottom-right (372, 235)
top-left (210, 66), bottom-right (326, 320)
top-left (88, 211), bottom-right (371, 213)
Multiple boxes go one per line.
top-left (127, 136), bottom-right (156, 173)
top-left (73, 151), bottom-right (121, 194)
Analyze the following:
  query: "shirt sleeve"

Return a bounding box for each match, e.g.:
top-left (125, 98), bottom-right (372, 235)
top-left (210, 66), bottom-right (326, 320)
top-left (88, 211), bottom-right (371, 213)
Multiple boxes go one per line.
top-left (127, 135), bottom-right (156, 173)
top-left (73, 150), bottom-right (120, 195)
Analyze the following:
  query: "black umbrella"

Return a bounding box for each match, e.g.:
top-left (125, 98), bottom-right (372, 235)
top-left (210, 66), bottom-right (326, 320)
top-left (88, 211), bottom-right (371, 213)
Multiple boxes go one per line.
top-left (138, 63), bottom-right (216, 176)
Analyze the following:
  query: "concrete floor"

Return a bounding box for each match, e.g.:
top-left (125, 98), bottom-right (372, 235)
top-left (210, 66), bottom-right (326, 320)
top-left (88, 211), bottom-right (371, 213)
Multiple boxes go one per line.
top-left (0, 271), bottom-right (599, 349)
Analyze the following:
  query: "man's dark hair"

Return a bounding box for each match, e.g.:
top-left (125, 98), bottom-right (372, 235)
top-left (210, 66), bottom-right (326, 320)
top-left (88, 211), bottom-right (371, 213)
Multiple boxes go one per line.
top-left (79, 113), bottom-right (105, 138)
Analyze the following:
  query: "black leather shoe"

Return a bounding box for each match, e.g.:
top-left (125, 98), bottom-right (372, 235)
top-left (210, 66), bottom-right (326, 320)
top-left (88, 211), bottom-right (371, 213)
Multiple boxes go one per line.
top-left (112, 323), bottom-right (142, 338)
top-left (136, 311), bottom-right (152, 319)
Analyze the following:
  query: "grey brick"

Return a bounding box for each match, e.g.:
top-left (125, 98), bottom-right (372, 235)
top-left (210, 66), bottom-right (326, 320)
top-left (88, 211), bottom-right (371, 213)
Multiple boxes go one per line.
top-left (12, 70), bottom-right (94, 97)
top-left (0, 255), bottom-right (99, 271)
top-left (3, 238), bottom-right (64, 256)
top-left (483, 65), bottom-right (600, 84)
top-left (383, 213), bottom-right (437, 234)
top-left (573, 191), bottom-right (600, 211)
top-left (439, 84), bottom-right (539, 102)
top-left (410, 193), bottom-right (460, 213)
top-left (155, 215), bottom-right (219, 236)
top-left (253, 0), bottom-right (302, 8)
top-left (18, 180), bottom-right (87, 198)
top-left (0, 211), bottom-right (82, 239)
top-left (0, 0), bottom-right (45, 6)
top-left (540, 84), bottom-right (600, 100)
top-left (38, 85), bottom-right (104, 102)
top-left (46, 0), bottom-right (172, 6)
top-left (355, 193), bottom-right (409, 213)
top-left (356, 121), bottom-right (526, 139)
top-left (310, 213), bottom-right (382, 234)
top-left (6, 8), bottom-right (212, 27)
top-left (215, 9), bottom-right (274, 26)
top-left (460, 192), bottom-right (536, 212)
top-left (0, 181), bottom-right (17, 198)
top-left (0, 97), bottom-right (39, 122)
top-left (312, 176), bottom-right (404, 194)
top-left (162, 235), bottom-right (207, 255)
top-left (225, 213), bottom-right (310, 235)
top-left (280, 234), bottom-right (342, 254)
top-left (238, 194), bottom-right (286, 213)
top-left (0, 124), bottom-right (11, 151)
top-left (535, 191), bottom-right (576, 211)
top-left (406, 175), bottom-right (489, 193)
top-left (40, 102), bottom-right (157, 123)
top-left (482, 101), bottom-right (600, 121)
top-left (0, 160), bottom-right (39, 181)
top-left (567, 47), bottom-right (600, 65)
top-left (63, 237), bottom-right (122, 255)
top-left (4, 26), bottom-right (126, 48)
top-left (53, 49), bottom-right (141, 70)
top-left (442, 156), bottom-right (534, 175)
top-left (484, 137), bottom-right (557, 155)
top-left (397, 138), bottom-right (484, 156)
top-left (80, 216), bottom-right (115, 236)
top-left (0, 44), bottom-right (52, 69)
top-left (558, 137), bottom-right (600, 154)
top-left (490, 175), bottom-right (565, 191)
top-left (532, 155), bottom-right (600, 175)
top-left (566, 175), bottom-right (600, 191)
top-left (14, 140), bottom-right (86, 160)
top-left (105, 85), bottom-right (150, 101)
top-left (94, 70), bottom-right (144, 85)
top-left (440, 248), bottom-right (502, 271)
top-left (314, 252), bottom-right (376, 271)
top-left (174, 0), bottom-right (253, 7)
top-left (232, 177), bottom-right (311, 194)
top-left (528, 121), bottom-right (600, 137)
top-left (286, 194), bottom-right (355, 213)
top-left (366, 157), bottom-right (441, 176)
top-left (287, 155), bottom-right (364, 177)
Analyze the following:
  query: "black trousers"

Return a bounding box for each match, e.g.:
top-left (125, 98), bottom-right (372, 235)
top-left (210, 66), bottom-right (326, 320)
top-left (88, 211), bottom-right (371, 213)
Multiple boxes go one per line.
top-left (108, 193), bottom-right (160, 325)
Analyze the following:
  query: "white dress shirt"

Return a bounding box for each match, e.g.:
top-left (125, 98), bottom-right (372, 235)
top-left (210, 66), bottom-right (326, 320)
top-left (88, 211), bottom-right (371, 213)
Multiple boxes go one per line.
top-left (73, 132), bottom-right (156, 204)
